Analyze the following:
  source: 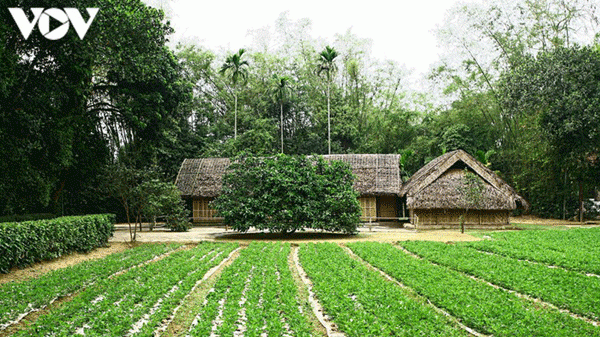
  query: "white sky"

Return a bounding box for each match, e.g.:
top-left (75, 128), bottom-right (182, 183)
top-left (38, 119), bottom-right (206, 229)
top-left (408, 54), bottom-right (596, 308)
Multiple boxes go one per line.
top-left (160, 0), bottom-right (463, 76)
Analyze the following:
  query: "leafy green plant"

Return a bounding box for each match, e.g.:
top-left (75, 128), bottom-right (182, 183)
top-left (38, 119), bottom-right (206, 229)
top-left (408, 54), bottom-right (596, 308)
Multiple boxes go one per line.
top-left (0, 214), bottom-right (115, 273)
top-left (401, 240), bottom-right (600, 320)
top-left (189, 242), bottom-right (314, 336)
top-left (348, 241), bottom-right (600, 336)
top-left (135, 179), bottom-right (190, 232)
top-left (298, 243), bottom-right (467, 336)
top-left (0, 243), bottom-right (178, 329)
top-left (213, 154), bottom-right (360, 234)
top-left (19, 243), bottom-right (237, 336)
top-left (468, 227), bottom-right (600, 274)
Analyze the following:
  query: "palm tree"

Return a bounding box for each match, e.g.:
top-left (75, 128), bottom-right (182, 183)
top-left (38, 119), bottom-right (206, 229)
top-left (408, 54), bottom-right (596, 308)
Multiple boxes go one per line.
top-left (220, 48), bottom-right (249, 139)
top-left (317, 45), bottom-right (338, 154)
top-left (270, 74), bottom-right (292, 153)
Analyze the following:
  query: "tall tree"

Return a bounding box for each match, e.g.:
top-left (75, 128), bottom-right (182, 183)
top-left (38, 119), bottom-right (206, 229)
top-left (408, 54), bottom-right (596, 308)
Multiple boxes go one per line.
top-left (317, 46), bottom-right (339, 154)
top-left (270, 74), bottom-right (292, 153)
top-left (500, 46), bottom-right (600, 221)
top-left (220, 48), bottom-right (249, 139)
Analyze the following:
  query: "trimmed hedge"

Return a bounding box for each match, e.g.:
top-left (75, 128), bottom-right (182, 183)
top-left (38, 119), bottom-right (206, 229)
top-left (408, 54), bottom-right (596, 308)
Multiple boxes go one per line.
top-left (0, 214), bottom-right (115, 273)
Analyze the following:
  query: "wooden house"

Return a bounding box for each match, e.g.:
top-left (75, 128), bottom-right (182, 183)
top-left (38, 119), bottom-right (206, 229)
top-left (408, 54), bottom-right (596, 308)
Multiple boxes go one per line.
top-left (400, 150), bottom-right (528, 229)
top-left (175, 154), bottom-right (403, 223)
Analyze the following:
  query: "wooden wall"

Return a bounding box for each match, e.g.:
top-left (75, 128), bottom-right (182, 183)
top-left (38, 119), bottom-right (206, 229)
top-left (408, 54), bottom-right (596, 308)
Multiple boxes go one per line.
top-left (411, 209), bottom-right (510, 229)
top-left (192, 197), bottom-right (221, 223)
top-left (377, 195), bottom-right (398, 219)
top-left (359, 196), bottom-right (376, 221)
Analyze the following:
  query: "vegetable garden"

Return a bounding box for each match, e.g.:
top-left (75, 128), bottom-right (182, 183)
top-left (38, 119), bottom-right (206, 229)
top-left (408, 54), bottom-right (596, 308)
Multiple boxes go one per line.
top-left (2, 227), bottom-right (600, 336)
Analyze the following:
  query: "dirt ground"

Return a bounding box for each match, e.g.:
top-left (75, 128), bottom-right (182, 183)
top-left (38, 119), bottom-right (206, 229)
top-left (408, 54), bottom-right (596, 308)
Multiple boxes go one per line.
top-left (510, 215), bottom-right (599, 227)
top-left (108, 223), bottom-right (483, 244)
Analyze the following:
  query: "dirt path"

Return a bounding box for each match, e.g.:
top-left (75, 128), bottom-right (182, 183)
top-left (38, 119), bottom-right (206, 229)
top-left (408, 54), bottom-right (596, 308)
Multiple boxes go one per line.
top-left (109, 225), bottom-right (482, 244)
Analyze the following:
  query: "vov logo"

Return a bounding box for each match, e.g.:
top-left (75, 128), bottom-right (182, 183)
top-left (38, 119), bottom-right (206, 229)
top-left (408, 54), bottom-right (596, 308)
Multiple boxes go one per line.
top-left (8, 8), bottom-right (99, 40)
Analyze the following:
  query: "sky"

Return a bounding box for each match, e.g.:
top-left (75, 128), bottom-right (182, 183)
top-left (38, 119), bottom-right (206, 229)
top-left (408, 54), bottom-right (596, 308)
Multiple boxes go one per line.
top-left (153, 0), bottom-right (464, 76)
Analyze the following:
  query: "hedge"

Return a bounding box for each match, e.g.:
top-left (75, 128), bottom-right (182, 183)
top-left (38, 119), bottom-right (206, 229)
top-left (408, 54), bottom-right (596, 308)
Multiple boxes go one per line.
top-left (0, 214), bottom-right (115, 273)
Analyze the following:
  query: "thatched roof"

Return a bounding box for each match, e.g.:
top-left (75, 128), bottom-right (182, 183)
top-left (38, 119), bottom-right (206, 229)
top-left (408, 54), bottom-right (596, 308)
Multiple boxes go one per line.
top-left (175, 158), bottom-right (231, 198)
top-left (321, 154), bottom-right (401, 195)
top-left (401, 150), bottom-right (528, 210)
top-left (175, 154), bottom-right (402, 198)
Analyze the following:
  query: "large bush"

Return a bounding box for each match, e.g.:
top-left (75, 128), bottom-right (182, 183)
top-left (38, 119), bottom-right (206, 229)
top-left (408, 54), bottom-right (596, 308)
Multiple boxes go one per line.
top-left (213, 154), bottom-right (360, 234)
top-left (135, 179), bottom-right (190, 232)
top-left (0, 214), bottom-right (115, 273)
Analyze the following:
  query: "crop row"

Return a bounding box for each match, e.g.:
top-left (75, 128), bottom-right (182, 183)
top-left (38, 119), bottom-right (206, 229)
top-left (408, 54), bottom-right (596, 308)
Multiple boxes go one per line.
top-left (0, 243), bottom-right (179, 330)
top-left (468, 227), bottom-right (600, 274)
top-left (188, 242), bottom-right (313, 336)
top-left (298, 242), bottom-right (467, 336)
top-left (401, 240), bottom-right (600, 321)
top-left (347, 241), bottom-right (600, 337)
top-left (17, 242), bottom-right (237, 336)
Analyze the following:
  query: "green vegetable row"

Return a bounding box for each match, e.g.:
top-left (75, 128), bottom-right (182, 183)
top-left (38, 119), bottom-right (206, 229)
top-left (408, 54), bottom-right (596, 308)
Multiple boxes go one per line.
top-left (401, 240), bottom-right (600, 321)
top-left (18, 242), bottom-right (236, 336)
top-left (0, 243), bottom-right (179, 329)
top-left (348, 241), bottom-right (600, 337)
top-left (299, 242), bottom-right (467, 336)
top-left (189, 242), bottom-right (313, 336)
top-left (0, 214), bottom-right (116, 273)
top-left (469, 227), bottom-right (600, 274)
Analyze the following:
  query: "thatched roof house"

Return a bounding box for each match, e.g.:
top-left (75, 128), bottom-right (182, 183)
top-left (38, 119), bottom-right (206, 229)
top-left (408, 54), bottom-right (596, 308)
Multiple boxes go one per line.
top-left (175, 154), bottom-right (402, 223)
top-left (401, 149), bottom-right (527, 229)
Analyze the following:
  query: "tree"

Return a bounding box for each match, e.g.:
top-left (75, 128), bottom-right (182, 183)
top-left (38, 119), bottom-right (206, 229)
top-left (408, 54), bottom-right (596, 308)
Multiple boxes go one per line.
top-left (500, 46), bottom-right (600, 221)
top-left (220, 48), bottom-right (250, 140)
top-left (317, 46), bottom-right (339, 154)
top-left (457, 169), bottom-right (484, 233)
top-left (0, 0), bottom-right (189, 216)
top-left (270, 74), bottom-right (292, 153)
top-left (213, 154), bottom-right (360, 234)
top-left (135, 179), bottom-right (190, 232)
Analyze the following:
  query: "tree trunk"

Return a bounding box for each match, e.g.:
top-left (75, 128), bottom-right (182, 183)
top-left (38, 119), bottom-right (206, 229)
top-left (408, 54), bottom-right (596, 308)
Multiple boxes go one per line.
top-left (234, 93), bottom-right (238, 140)
top-left (579, 182), bottom-right (584, 223)
top-left (280, 102), bottom-right (284, 153)
top-left (124, 200), bottom-right (134, 242)
top-left (327, 82), bottom-right (331, 155)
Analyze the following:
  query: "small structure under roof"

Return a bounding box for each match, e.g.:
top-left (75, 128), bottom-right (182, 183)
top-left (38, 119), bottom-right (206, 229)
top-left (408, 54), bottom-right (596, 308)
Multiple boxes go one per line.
top-left (400, 149), bottom-right (528, 229)
top-left (175, 154), bottom-right (403, 223)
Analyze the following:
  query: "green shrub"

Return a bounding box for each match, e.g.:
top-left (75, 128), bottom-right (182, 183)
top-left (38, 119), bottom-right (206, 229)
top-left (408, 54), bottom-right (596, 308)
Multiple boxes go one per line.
top-left (213, 154), bottom-right (360, 234)
top-left (0, 214), bottom-right (115, 273)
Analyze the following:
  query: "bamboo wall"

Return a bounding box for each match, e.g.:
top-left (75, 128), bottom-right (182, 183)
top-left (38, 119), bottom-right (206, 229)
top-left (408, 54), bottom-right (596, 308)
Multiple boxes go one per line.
top-left (411, 209), bottom-right (510, 229)
top-left (378, 195), bottom-right (398, 219)
top-left (192, 197), bottom-right (221, 223)
top-left (359, 196), bottom-right (377, 221)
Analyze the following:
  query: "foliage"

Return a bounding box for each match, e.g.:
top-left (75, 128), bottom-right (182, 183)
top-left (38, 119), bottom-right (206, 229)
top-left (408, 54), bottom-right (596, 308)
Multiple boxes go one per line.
top-left (190, 243), bottom-right (312, 336)
top-left (3, 0), bottom-right (599, 221)
top-left (402, 240), bottom-right (600, 321)
top-left (468, 227), bottom-right (600, 275)
top-left (348, 241), bottom-right (600, 336)
top-left (213, 154), bottom-right (360, 234)
top-left (0, 214), bottom-right (115, 273)
top-left (298, 243), bottom-right (467, 336)
top-left (499, 46), bottom-right (600, 219)
top-left (220, 48), bottom-right (250, 140)
top-left (458, 169), bottom-right (485, 209)
top-left (0, 0), bottom-right (190, 216)
top-left (19, 243), bottom-right (237, 336)
top-left (0, 243), bottom-right (179, 328)
top-left (134, 179), bottom-right (190, 232)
